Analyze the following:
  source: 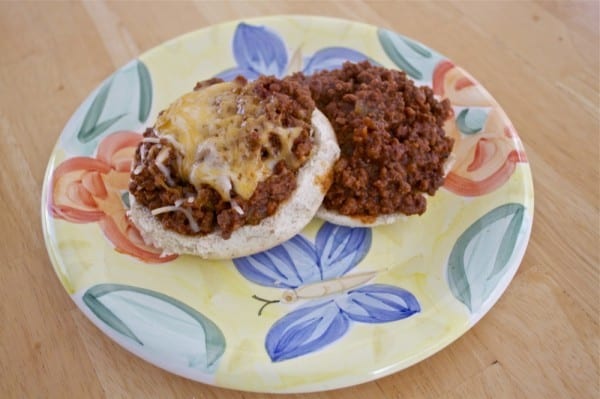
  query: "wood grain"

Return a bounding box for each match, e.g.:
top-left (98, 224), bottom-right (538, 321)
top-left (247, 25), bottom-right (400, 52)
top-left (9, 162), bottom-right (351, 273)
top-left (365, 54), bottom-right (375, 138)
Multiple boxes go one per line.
top-left (0, 1), bottom-right (598, 398)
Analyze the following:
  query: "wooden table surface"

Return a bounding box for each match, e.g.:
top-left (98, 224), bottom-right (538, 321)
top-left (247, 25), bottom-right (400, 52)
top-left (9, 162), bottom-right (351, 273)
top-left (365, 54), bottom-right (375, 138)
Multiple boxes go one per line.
top-left (1, 1), bottom-right (598, 398)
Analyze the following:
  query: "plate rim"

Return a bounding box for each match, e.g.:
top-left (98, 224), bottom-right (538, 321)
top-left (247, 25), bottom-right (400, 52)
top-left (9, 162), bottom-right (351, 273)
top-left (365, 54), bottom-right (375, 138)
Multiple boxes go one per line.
top-left (40, 14), bottom-right (535, 394)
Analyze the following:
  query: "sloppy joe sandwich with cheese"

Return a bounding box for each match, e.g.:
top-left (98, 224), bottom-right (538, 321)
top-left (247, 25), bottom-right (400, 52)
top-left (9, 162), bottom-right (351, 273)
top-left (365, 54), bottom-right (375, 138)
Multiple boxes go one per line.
top-left (294, 61), bottom-right (454, 227)
top-left (128, 76), bottom-right (339, 259)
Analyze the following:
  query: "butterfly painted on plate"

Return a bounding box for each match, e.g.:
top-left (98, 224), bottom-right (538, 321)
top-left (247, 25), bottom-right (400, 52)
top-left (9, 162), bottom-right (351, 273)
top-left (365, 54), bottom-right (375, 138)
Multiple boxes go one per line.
top-left (233, 222), bottom-right (421, 362)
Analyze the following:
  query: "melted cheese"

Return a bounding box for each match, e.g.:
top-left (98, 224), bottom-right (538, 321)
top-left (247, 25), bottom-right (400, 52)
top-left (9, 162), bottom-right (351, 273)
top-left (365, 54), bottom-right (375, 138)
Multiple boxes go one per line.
top-left (154, 81), bottom-right (304, 200)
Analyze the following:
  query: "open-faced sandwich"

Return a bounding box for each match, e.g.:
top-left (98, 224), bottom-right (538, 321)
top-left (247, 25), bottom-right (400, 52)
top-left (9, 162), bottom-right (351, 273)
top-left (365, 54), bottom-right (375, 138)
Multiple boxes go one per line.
top-left (129, 61), bottom-right (455, 259)
top-left (293, 61), bottom-right (455, 227)
top-left (128, 76), bottom-right (339, 259)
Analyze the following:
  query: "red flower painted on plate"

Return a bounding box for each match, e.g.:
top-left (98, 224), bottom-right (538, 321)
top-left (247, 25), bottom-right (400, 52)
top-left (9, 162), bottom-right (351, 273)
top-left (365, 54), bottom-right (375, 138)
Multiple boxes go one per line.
top-left (434, 60), bottom-right (527, 196)
top-left (48, 131), bottom-right (177, 263)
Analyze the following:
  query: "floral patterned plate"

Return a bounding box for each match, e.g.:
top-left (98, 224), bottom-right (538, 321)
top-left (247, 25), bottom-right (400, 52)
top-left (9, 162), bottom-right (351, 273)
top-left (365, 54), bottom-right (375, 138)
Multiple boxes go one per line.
top-left (41, 16), bottom-right (533, 393)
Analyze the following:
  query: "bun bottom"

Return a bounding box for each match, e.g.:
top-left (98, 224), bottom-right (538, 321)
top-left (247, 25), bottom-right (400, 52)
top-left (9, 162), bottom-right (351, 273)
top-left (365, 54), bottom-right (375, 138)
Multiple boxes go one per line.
top-left (128, 109), bottom-right (339, 260)
top-left (316, 207), bottom-right (407, 227)
top-left (316, 153), bottom-right (456, 227)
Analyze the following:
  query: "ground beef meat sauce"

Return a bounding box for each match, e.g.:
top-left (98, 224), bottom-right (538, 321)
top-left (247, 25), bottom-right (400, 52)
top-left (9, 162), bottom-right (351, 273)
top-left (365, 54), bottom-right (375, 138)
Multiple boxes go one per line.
top-left (298, 61), bottom-right (453, 220)
top-left (129, 75), bottom-right (315, 238)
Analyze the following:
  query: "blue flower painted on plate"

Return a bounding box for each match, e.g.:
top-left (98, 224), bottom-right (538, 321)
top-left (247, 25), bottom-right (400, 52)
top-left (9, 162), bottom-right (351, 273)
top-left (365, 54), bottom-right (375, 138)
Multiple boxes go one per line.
top-left (216, 23), bottom-right (371, 80)
top-left (233, 222), bottom-right (420, 362)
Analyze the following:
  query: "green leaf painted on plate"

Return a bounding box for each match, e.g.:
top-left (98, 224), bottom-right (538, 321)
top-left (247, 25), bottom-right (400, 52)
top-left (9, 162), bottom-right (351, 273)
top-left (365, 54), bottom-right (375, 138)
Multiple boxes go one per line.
top-left (489, 205), bottom-right (525, 280)
top-left (376, 29), bottom-right (446, 84)
top-left (137, 61), bottom-right (152, 123)
top-left (378, 29), bottom-right (422, 80)
top-left (447, 203), bottom-right (526, 313)
top-left (83, 286), bottom-right (143, 345)
top-left (456, 108), bottom-right (488, 135)
top-left (80, 113), bottom-right (127, 143)
top-left (402, 37), bottom-right (432, 58)
top-left (120, 191), bottom-right (130, 209)
top-left (82, 284), bottom-right (226, 372)
top-left (77, 78), bottom-right (114, 143)
top-left (63, 60), bottom-right (153, 155)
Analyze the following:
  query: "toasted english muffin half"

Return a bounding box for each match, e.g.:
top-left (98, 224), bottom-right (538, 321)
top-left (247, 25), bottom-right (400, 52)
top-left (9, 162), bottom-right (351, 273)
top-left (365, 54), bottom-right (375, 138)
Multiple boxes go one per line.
top-left (316, 153), bottom-right (455, 227)
top-left (129, 109), bottom-right (339, 259)
top-left (299, 62), bottom-right (456, 228)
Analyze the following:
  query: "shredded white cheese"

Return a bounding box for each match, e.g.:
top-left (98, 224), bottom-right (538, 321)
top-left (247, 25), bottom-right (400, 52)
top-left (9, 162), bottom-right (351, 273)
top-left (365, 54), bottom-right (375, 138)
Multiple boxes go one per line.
top-left (151, 204), bottom-right (200, 233)
top-left (132, 164), bottom-right (144, 175)
top-left (161, 134), bottom-right (185, 153)
top-left (231, 200), bottom-right (244, 215)
top-left (142, 137), bottom-right (161, 144)
top-left (155, 148), bottom-right (175, 186)
top-left (140, 144), bottom-right (148, 162)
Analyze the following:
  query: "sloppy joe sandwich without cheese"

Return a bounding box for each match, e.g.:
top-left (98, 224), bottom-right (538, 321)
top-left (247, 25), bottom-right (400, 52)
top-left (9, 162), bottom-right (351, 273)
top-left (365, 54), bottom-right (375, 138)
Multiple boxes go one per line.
top-left (128, 76), bottom-right (339, 259)
top-left (294, 61), bottom-right (454, 227)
